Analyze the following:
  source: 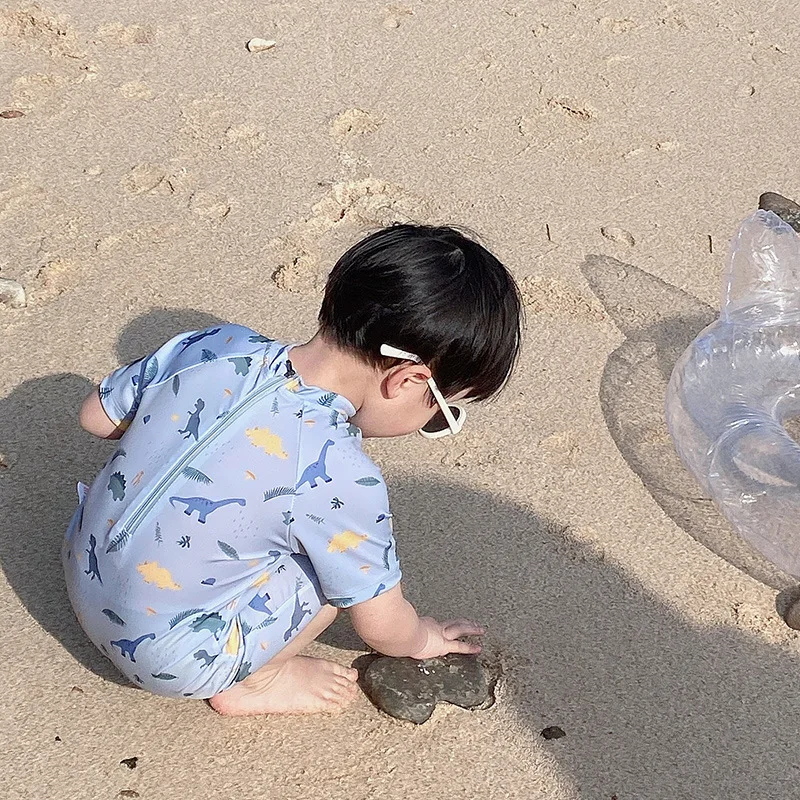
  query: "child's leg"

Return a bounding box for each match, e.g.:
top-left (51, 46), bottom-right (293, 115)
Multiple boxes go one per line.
top-left (209, 604), bottom-right (358, 716)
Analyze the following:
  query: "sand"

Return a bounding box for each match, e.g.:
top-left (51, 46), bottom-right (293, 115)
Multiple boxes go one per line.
top-left (2, 0), bottom-right (800, 797)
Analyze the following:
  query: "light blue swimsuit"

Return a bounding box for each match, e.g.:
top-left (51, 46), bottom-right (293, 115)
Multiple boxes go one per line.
top-left (63, 324), bottom-right (401, 698)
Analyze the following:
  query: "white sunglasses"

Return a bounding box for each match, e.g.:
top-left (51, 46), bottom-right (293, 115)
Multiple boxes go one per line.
top-left (380, 344), bottom-right (466, 438)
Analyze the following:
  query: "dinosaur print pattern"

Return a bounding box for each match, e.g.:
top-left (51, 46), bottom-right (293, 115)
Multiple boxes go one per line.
top-left (248, 591), bottom-right (274, 615)
top-left (193, 649), bottom-right (218, 667)
top-left (228, 356), bottom-right (252, 376)
top-left (85, 534), bottom-right (102, 584)
top-left (111, 632), bottom-right (156, 662)
top-left (246, 427), bottom-right (288, 458)
top-left (108, 472), bottom-right (126, 500)
top-left (179, 328), bottom-right (221, 353)
top-left (296, 440), bottom-right (335, 489)
top-left (102, 608), bottom-right (126, 626)
top-left (178, 399), bottom-right (205, 441)
top-left (169, 496), bottom-right (246, 523)
top-left (65, 325), bottom-right (402, 699)
top-left (190, 612), bottom-right (226, 639)
top-left (328, 530), bottom-right (369, 553)
top-left (283, 578), bottom-right (312, 641)
top-left (137, 561), bottom-right (182, 590)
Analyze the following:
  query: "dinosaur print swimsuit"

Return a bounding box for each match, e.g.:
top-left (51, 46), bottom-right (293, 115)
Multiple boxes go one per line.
top-left (63, 324), bottom-right (401, 698)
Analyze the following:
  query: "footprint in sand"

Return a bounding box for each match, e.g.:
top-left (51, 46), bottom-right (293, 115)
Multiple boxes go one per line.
top-left (115, 81), bottom-right (154, 100)
top-left (330, 109), bottom-right (381, 143)
top-left (0, 5), bottom-right (86, 58)
top-left (178, 95), bottom-right (266, 156)
top-left (188, 190), bottom-right (231, 221)
top-left (268, 178), bottom-right (425, 295)
top-left (95, 222), bottom-right (182, 254)
top-left (599, 17), bottom-right (636, 34)
top-left (27, 258), bottom-right (81, 304)
top-left (120, 163), bottom-right (192, 197)
top-left (1, 7), bottom-right (98, 110)
top-left (93, 22), bottom-right (156, 46)
top-left (120, 163), bottom-right (172, 195)
top-left (516, 96), bottom-right (597, 153)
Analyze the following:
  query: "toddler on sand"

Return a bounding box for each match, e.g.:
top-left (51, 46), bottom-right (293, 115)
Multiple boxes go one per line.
top-left (64, 224), bottom-right (522, 715)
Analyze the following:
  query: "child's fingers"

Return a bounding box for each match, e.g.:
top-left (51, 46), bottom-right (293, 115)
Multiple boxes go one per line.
top-left (446, 639), bottom-right (482, 655)
top-left (441, 619), bottom-right (485, 639)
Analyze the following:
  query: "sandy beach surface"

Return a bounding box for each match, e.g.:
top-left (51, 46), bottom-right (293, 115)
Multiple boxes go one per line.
top-left (3, 1), bottom-right (800, 797)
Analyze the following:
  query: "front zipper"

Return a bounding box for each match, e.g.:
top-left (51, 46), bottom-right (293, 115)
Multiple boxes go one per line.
top-left (118, 373), bottom-right (286, 538)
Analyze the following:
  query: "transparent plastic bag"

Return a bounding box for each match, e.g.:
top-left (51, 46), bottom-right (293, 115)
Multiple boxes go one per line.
top-left (666, 210), bottom-right (800, 578)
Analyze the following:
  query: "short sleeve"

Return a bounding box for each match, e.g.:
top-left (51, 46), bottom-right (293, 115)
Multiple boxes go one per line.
top-left (98, 326), bottom-right (219, 428)
top-left (289, 439), bottom-right (401, 608)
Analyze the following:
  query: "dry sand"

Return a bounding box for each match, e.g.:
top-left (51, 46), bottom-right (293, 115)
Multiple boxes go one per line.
top-left (2, 1), bottom-right (800, 797)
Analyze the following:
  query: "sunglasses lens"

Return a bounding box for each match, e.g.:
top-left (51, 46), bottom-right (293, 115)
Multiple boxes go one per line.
top-left (422, 406), bottom-right (462, 434)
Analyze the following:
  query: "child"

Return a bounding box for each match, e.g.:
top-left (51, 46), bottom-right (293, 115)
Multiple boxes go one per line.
top-left (64, 223), bottom-right (522, 716)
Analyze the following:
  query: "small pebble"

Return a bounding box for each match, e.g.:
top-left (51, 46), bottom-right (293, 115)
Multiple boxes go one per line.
top-left (246, 38), bottom-right (276, 53)
top-left (383, 16), bottom-right (400, 28)
top-left (0, 278), bottom-right (26, 309)
top-left (120, 757), bottom-right (138, 770)
top-left (54, 735), bottom-right (62, 742)
top-left (541, 725), bottom-right (566, 740)
top-left (0, 110), bottom-right (25, 119)
top-left (600, 226), bottom-right (635, 246)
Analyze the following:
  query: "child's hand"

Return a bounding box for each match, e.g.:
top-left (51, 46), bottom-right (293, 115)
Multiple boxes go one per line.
top-left (407, 617), bottom-right (485, 660)
top-left (349, 585), bottom-right (485, 659)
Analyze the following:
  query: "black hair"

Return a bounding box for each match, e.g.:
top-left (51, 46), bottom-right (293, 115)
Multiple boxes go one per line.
top-left (318, 224), bottom-right (523, 401)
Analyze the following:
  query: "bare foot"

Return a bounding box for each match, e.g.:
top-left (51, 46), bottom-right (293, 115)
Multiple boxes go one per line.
top-left (209, 656), bottom-right (359, 716)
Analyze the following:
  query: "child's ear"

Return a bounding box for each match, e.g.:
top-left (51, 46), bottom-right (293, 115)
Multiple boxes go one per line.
top-left (382, 364), bottom-right (431, 400)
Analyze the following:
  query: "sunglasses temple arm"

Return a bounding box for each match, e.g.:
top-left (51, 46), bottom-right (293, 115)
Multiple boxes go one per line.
top-left (427, 378), bottom-right (460, 433)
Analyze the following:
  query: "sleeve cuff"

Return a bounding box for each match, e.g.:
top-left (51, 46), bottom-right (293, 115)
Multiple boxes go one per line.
top-left (98, 376), bottom-right (125, 426)
top-left (326, 568), bottom-right (402, 609)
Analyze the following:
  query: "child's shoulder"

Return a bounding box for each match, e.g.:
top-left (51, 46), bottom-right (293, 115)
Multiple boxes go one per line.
top-left (297, 421), bottom-right (387, 498)
top-left (176, 323), bottom-right (276, 360)
top-left (151, 324), bottom-right (281, 380)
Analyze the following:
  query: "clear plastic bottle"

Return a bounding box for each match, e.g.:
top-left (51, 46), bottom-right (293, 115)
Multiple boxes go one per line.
top-left (666, 210), bottom-right (800, 578)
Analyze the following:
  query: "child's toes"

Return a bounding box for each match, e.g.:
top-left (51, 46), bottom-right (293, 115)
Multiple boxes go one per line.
top-left (336, 677), bottom-right (359, 696)
top-left (329, 662), bottom-right (358, 682)
top-left (325, 683), bottom-right (356, 706)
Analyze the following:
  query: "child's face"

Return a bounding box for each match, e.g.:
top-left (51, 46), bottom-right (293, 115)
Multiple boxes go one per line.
top-left (352, 364), bottom-right (468, 438)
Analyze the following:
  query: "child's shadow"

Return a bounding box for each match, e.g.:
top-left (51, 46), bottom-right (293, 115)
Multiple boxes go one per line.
top-left (0, 308), bottom-right (224, 683)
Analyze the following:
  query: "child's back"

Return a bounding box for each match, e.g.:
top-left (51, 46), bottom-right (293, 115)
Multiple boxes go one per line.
top-left (65, 324), bottom-right (398, 698)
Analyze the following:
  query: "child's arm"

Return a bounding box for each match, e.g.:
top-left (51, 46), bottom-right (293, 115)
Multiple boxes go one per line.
top-left (79, 388), bottom-right (124, 439)
top-left (349, 583), bottom-right (484, 659)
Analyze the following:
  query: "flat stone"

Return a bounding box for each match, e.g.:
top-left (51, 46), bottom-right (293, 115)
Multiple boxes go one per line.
top-left (541, 725), bottom-right (566, 740)
top-left (759, 192), bottom-right (800, 233)
top-left (362, 654), bottom-right (491, 724)
top-left (0, 278), bottom-right (26, 308)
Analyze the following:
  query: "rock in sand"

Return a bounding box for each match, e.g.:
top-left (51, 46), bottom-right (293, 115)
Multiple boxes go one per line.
top-left (362, 653), bottom-right (491, 724)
